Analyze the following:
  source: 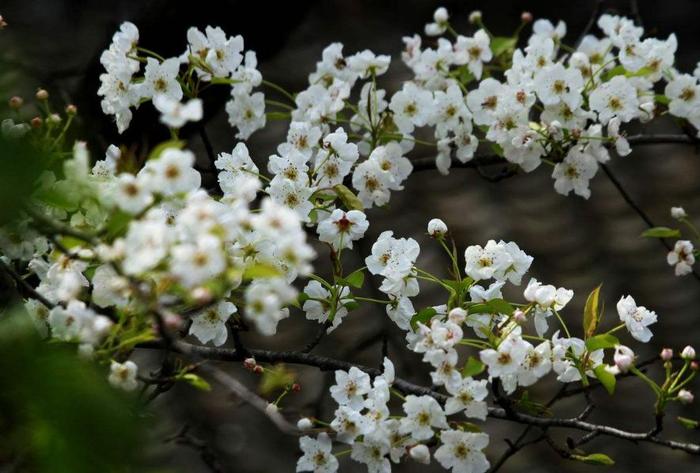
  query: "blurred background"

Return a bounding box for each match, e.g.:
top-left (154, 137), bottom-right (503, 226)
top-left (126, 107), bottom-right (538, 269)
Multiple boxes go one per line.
top-left (1, 0), bottom-right (699, 471)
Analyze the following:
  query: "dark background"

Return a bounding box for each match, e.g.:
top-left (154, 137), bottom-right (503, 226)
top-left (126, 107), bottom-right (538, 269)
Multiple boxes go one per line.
top-left (1, 1), bottom-right (700, 471)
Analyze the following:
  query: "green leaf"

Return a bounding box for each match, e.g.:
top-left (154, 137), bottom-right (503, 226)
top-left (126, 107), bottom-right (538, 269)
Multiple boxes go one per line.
top-left (571, 453), bottom-right (615, 466)
top-left (516, 391), bottom-right (553, 417)
top-left (468, 299), bottom-right (514, 316)
top-left (179, 373), bottom-right (211, 391)
top-left (259, 364), bottom-right (295, 395)
top-left (641, 226), bottom-right (681, 238)
top-left (585, 333), bottom-right (619, 351)
top-left (266, 111), bottom-right (291, 121)
top-left (593, 365), bottom-right (616, 395)
top-left (410, 307), bottom-right (438, 330)
top-left (343, 300), bottom-right (360, 312)
top-left (345, 269), bottom-right (365, 289)
top-left (677, 416), bottom-right (700, 430)
top-left (491, 36), bottom-right (517, 57)
top-left (583, 285), bottom-right (603, 339)
top-left (655, 94), bottom-right (670, 105)
top-left (461, 356), bottom-right (486, 377)
top-left (333, 184), bottom-right (364, 211)
top-left (147, 139), bottom-right (185, 161)
top-left (243, 262), bottom-right (282, 280)
top-left (103, 210), bottom-right (133, 240)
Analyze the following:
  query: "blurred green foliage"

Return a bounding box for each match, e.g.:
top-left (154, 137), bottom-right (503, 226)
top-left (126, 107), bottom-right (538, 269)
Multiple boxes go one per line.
top-left (0, 309), bottom-right (147, 472)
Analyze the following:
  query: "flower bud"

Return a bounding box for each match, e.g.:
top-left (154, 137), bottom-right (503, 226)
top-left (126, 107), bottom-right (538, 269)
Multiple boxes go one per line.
top-left (513, 309), bottom-right (527, 324)
top-left (427, 218), bottom-right (448, 237)
top-left (191, 287), bottom-right (213, 304)
top-left (47, 113), bottom-right (61, 125)
top-left (65, 104), bottom-right (77, 115)
top-left (614, 345), bottom-right (635, 373)
top-left (0, 16), bottom-right (7, 29)
top-left (8, 96), bottom-right (23, 109)
top-left (691, 361), bottom-right (699, 372)
top-left (265, 403), bottom-right (279, 415)
top-left (521, 12), bottom-right (533, 23)
top-left (681, 345), bottom-right (696, 360)
top-left (30, 116), bottom-right (43, 128)
top-left (297, 417), bottom-right (313, 430)
top-left (639, 101), bottom-right (655, 122)
top-left (448, 307), bottom-right (467, 324)
top-left (253, 365), bottom-right (264, 374)
top-left (548, 120), bottom-right (563, 140)
top-left (433, 7), bottom-right (449, 23)
top-left (35, 88), bottom-right (49, 100)
top-left (671, 206), bottom-right (687, 220)
top-left (678, 389), bottom-right (694, 404)
top-left (660, 348), bottom-right (673, 361)
top-left (292, 383), bottom-right (301, 392)
top-left (243, 357), bottom-right (257, 371)
top-left (164, 312), bottom-right (183, 331)
top-left (409, 444), bottom-right (431, 464)
top-left (468, 10), bottom-right (482, 24)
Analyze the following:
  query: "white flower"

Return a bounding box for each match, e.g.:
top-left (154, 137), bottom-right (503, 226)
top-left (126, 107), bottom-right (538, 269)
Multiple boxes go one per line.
top-left (444, 377), bottom-right (489, 419)
top-left (189, 300), bottom-right (237, 346)
top-left (302, 280), bottom-right (352, 331)
top-left (463, 240), bottom-right (510, 282)
top-left (268, 148), bottom-right (310, 185)
top-left (203, 26), bottom-right (244, 77)
top-left (425, 7), bottom-right (449, 36)
top-left (523, 278), bottom-right (574, 336)
top-left (352, 159), bottom-right (390, 208)
top-left (171, 235), bottom-right (226, 288)
top-left (531, 19), bottom-right (567, 43)
top-left (365, 231), bottom-right (420, 280)
top-left (108, 360), bottom-right (139, 391)
top-left (91, 264), bottom-right (129, 308)
top-left (671, 206), bottom-right (687, 220)
top-left (409, 444), bottom-right (431, 464)
top-left (607, 116), bottom-right (631, 156)
top-left (427, 218), bottom-right (448, 237)
top-left (330, 367), bottom-right (371, 410)
top-left (243, 278), bottom-right (295, 336)
top-left (434, 430), bottom-right (490, 473)
top-left (399, 395), bottom-right (448, 440)
top-left (297, 433), bottom-right (338, 473)
top-left (331, 405), bottom-right (371, 444)
top-left (552, 147), bottom-right (598, 199)
top-left (141, 148), bottom-right (201, 195)
top-left (665, 74), bottom-right (700, 118)
top-left (479, 335), bottom-right (529, 378)
top-left (389, 82), bottom-right (435, 134)
top-left (347, 50), bottom-right (390, 79)
top-left (283, 121), bottom-right (323, 158)
top-left (589, 75), bottom-right (639, 124)
top-left (297, 418), bottom-right (314, 430)
top-left (317, 209), bottom-right (369, 250)
top-left (139, 57), bottom-right (182, 101)
top-left (533, 63), bottom-right (583, 108)
top-left (518, 341), bottom-right (552, 386)
top-left (114, 173), bottom-right (153, 214)
top-left (266, 176), bottom-right (315, 222)
top-left (153, 95), bottom-right (203, 128)
top-left (616, 295), bottom-right (657, 343)
top-left (667, 240), bottom-right (695, 276)
top-left (350, 438), bottom-right (391, 473)
top-left (453, 30), bottom-right (492, 79)
top-left (226, 90), bottom-right (266, 139)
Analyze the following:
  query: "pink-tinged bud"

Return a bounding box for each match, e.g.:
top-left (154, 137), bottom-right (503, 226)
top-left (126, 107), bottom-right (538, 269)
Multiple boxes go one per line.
top-left (164, 313), bottom-right (183, 331)
top-left (35, 88), bottom-right (49, 100)
top-left (291, 383), bottom-right (301, 392)
top-left (296, 417), bottom-right (313, 430)
top-left (8, 96), bottom-right (23, 109)
top-left (660, 348), bottom-right (673, 361)
top-left (681, 345), bottom-right (696, 360)
top-left (691, 361), bottom-right (699, 372)
top-left (448, 308), bottom-right (467, 325)
top-left (0, 16), bottom-right (7, 29)
top-left (47, 113), bottom-right (61, 125)
top-left (409, 444), bottom-right (431, 464)
top-left (191, 287), bottom-right (213, 304)
top-left (65, 104), bottom-right (77, 115)
top-left (614, 345), bottom-right (635, 373)
top-left (30, 116), bottom-right (42, 128)
top-left (521, 11), bottom-right (533, 23)
top-left (678, 389), bottom-right (694, 404)
top-left (253, 365), bottom-right (264, 374)
top-left (243, 357), bottom-right (257, 371)
top-left (513, 309), bottom-right (527, 324)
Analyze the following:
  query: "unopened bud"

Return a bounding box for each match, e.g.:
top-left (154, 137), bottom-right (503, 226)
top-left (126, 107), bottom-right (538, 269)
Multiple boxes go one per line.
top-left (681, 345), bottom-right (696, 360)
top-left (448, 307), bottom-right (467, 325)
top-left (433, 7), bottom-right (449, 23)
top-left (691, 361), bottom-right (699, 372)
top-left (468, 10), bottom-right (482, 24)
top-left (521, 11), bottom-right (533, 23)
top-left (513, 309), bottom-right (527, 324)
top-left (8, 96), bottom-right (23, 109)
top-left (409, 444), bottom-right (431, 464)
top-left (660, 348), bottom-right (673, 361)
top-left (253, 365), bottom-right (264, 374)
top-left (47, 113), bottom-right (61, 125)
top-left (292, 383), bottom-right (301, 392)
top-left (243, 357), bottom-right (257, 371)
top-left (671, 207), bottom-right (687, 220)
top-left (35, 88), bottom-right (49, 101)
top-left (614, 345), bottom-right (635, 373)
top-left (427, 218), bottom-right (448, 238)
top-left (30, 116), bottom-right (42, 128)
top-left (191, 287), bottom-right (213, 304)
top-left (297, 417), bottom-right (313, 430)
top-left (0, 16), bottom-right (7, 29)
top-left (164, 312), bottom-right (183, 331)
top-left (65, 104), bottom-right (77, 115)
top-left (265, 403), bottom-right (279, 415)
top-left (678, 389), bottom-right (694, 405)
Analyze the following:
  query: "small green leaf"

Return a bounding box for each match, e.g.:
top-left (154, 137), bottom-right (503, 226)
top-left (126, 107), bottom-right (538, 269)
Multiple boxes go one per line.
top-left (259, 364), bottom-right (295, 395)
top-left (103, 210), bottom-right (133, 240)
top-left (345, 269), bottom-right (365, 289)
top-left (343, 300), bottom-right (360, 312)
top-left (585, 333), bottom-right (619, 352)
top-left (641, 226), bottom-right (681, 238)
top-left (655, 94), bottom-right (670, 105)
top-left (410, 307), bottom-right (438, 330)
top-left (180, 373), bottom-right (211, 391)
top-left (677, 416), bottom-right (699, 430)
top-left (147, 139), bottom-right (185, 161)
top-left (571, 453), bottom-right (615, 466)
top-left (583, 285), bottom-right (602, 339)
top-left (468, 299), bottom-right (514, 316)
top-left (333, 184), bottom-right (364, 211)
top-left (490, 36), bottom-right (517, 57)
top-left (243, 263), bottom-right (281, 280)
top-left (266, 111), bottom-right (291, 121)
top-left (461, 356), bottom-right (486, 378)
top-left (593, 365), bottom-right (616, 395)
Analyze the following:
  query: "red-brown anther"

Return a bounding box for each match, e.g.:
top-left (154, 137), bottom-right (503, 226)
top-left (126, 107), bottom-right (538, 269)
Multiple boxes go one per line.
top-left (35, 89), bottom-right (49, 100)
top-left (291, 383), bottom-right (301, 392)
top-left (30, 116), bottom-right (42, 128)
top-left (521, 11), bottom-right (533, 23)
top-left (8, 96), bottom-right (23, 109)
top-left (335, 215), bottom-right (351, 232)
